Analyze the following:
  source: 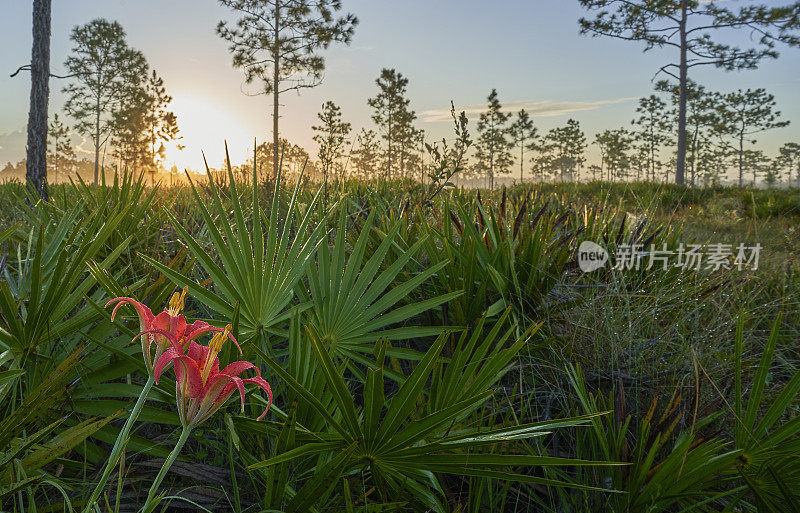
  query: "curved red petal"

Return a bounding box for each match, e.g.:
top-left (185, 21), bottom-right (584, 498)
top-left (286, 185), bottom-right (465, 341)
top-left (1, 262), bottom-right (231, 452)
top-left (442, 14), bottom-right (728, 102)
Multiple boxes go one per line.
top-left (183, 320), bottom-right (212, 336)
top-left (242, 376), bottom-right (273, 420)
top-left (107, 297), bottom-right (153, 332)
top-left (219, 360), bottom-right (259, 378)
top-left (203, 373), bottom-right (245, 411)
top-left (134, 328), bottom-right (179, 350)
top-left (154, 348), bottom-right (181, 383)
top-left (182, 324), bottom-right (218, 345)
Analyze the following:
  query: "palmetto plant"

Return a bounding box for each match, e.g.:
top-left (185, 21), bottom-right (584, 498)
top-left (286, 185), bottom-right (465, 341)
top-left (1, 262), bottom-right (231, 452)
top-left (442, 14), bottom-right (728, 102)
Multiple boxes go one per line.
top-left (141, 154), bottom-right (326, 345)
top-left (0, 199), bottom-right (132, 389)
top-left (732, 313), bottom-right (800, 509)
top-left (0, 348), bottom-right (118, 510)
top-left (300, 205), bottom-right (460, 364)
top-left (238, 315), bottom-right (614, 512)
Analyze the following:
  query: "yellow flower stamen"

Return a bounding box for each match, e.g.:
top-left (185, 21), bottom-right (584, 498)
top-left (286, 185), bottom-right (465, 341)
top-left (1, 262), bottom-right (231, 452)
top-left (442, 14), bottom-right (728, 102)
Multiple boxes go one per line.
top-left (168, 286), bottom-right (188, 316)
top-left (201, 324), bottom-right (232, 386)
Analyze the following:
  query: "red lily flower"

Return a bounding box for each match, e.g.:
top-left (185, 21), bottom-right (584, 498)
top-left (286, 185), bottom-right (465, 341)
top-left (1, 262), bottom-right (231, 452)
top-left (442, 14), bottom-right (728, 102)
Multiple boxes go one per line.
top-left (154, 325), bottom-right (273, 427)
top-left (106, 287), bottom-right (236, 372)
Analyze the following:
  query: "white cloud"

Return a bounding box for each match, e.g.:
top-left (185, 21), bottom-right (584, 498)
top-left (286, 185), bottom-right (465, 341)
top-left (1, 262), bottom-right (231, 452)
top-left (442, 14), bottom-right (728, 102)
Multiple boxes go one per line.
top-left (421, 97), bottom-right (637, 123)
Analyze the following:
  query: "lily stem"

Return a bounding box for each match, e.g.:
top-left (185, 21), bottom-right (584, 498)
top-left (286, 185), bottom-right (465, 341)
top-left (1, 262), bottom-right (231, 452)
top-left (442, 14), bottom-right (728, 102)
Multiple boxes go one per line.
top-left (141, 423), bottom-right (193, 513)
top-left (83, 374), bottom-right (155, 513)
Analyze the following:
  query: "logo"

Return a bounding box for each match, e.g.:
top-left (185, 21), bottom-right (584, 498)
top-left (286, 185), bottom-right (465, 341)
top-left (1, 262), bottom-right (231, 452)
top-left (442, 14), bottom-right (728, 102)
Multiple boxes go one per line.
top-left (578, 241), bottom-right (608, 273)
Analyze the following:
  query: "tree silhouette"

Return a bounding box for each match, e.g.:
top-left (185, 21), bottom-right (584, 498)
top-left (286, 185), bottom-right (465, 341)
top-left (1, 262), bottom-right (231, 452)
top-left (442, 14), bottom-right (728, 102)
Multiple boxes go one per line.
top-left (777, 142), bottom-right (800, 185)
top-left (351, 129), bottom-right (381, 180)
top-left (393, 109), bottom-right (422, 180)
top-left (579, 0), bottom-right (800, 185)
top-left (47, 113), bottom-right (76, 183)
top-left (741, 149), bottom-right (770, 186)
top-left (312, 101), bottom-right (351, 202)
top-left (475, 89), bottom-right (512, 190)
top-left (143, 71), bottom-right (180, 177)
top-left (217, 0), bottom-right (357, 182)
top-left (631, 94), bottom-right (672, 182)
top-left (367, 69), bottom-right (415, 181)
top-left (595, 129), bottom-right (633, 182)
top-left (508, 109), bottom-right (538, 184)
top-left (541, 119), bottom-right (586, 182)
top-left (715, 88), bottom-right (789, 187)
top-left (109, 70), bottom-right (179, 182)
top-left (63, 19), bottom-right (147, 184)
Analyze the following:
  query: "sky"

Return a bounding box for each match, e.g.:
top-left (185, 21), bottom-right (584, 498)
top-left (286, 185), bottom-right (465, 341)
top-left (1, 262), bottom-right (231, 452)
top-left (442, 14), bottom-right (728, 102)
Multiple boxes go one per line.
top-left (1, 0), bottom-right (800, 173)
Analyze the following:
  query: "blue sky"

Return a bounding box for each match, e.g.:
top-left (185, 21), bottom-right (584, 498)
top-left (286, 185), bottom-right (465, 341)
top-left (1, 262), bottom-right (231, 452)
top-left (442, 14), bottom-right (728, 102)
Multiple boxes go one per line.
top-left (1, 0), bottom-right (799, 171)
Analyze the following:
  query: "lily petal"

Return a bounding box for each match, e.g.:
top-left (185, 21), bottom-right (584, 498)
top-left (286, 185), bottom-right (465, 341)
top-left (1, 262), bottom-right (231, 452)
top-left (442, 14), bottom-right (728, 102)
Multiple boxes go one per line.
top-left (219, 360), bottom-right (259, 378)
top-left (173, 354), bottom-right (204, 398)
top-left (154, 348), bottom-right (181, 383)
top-left (242, 376), bottom-right (273, 421)
top-left (107, 297), bottom-right (154, 333)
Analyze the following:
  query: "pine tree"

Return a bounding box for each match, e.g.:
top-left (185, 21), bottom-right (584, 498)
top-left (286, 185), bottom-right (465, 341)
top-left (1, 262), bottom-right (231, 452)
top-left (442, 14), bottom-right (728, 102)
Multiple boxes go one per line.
top-left (393, 109), bottom-right (422, 180)
top-left (109, 70), bottom-right (179, 182)
top-left (367, 69), bottom-right (414, 180)
top-left (696, 145), bottom-right (729, 186)
top-left (217, 0), bottom-right (357, 182)
top-left (595, 129), bottom-right (633, 182)
top-left (143, 70), bottom-right (180, 175)
top-left (47, 113), bottom-right (76, 183)
top-left (776, 142), bottom-right (800, 185)
top-left (541, 119), bottom-right (586, 181)
top-left (715, 88), bottom-right (789, 187)
top-left (351, 129), bottom-right (381, 180)
top-left (508, 109), bottom-right (538, 184)
top-left (312, 101), bottom-right (351, 201)
top-left (252, 139), bottom-right (311, 181)
top-left (475, 89), bottom-right (513, 189)
top-left (579, 0), bottom-right (800, 184)
top-left (741, 149), bottom-right (770, 186)
top-left (631, 93), bottom-right (672, 182)
top-left (656, 80), bottom-right (720, 186)
top-left (63, 19), bottom-right (148, 184)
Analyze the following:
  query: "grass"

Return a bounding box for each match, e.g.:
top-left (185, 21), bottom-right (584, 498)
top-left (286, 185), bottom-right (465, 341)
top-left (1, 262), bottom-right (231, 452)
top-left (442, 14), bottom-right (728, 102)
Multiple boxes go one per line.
top-left (0, 172), bottom-right (798, 512)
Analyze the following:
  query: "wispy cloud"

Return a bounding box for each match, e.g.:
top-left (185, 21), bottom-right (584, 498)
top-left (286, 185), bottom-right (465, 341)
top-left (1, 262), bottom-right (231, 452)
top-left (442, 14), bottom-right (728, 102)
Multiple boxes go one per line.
top-left (421, 97), bottom-right (637, 123)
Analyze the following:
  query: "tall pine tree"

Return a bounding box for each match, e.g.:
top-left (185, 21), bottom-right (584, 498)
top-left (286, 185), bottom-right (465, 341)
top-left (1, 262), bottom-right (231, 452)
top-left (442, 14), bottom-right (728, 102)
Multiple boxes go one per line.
top-left (367, 69), bottom-right (415, 180)
top-left (312, 101), bottom-right (351, 201)
top-left (63, 19), bottom-right (147, 184)
top-left (475, 89), bottom-right (512, 190)
top-left (715, 88), bottom-right (789, 187)
top-left (47, 113), bottom-right (76, 183)
top-left (217, 0), bottom-right (357, 182)
top-left (508, 109), bottom-right (538, 184)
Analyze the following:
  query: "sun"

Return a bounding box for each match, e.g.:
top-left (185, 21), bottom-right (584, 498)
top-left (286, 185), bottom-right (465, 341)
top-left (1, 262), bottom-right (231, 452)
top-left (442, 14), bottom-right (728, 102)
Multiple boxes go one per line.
top-left (163, 95), bottom-right (258, 172)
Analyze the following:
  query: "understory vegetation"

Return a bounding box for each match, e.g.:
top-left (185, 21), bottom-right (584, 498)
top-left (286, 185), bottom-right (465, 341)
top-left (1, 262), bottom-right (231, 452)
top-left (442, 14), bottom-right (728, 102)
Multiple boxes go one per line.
top-left (0, 169), bottom-right (799, 512)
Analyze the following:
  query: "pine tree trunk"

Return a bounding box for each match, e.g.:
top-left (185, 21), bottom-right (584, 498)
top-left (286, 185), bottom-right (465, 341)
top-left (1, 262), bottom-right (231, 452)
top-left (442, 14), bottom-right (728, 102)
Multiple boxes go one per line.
top-left (272, 2), bottom-right (280, 183)
top-left (94, 96), bottom-right (101, 185)
top-left (675, 0), bottom-right (688, 185)
top-left (738, 132), bottom-right (744, 187)
top-left (25, 0), bottom-right (51, 201)
top-left (387, 113), bottom-right (392, 181)
top-left (690, 123), bottom-right (699, 186)
top-left (53, 135), bottom-right (58, 183)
